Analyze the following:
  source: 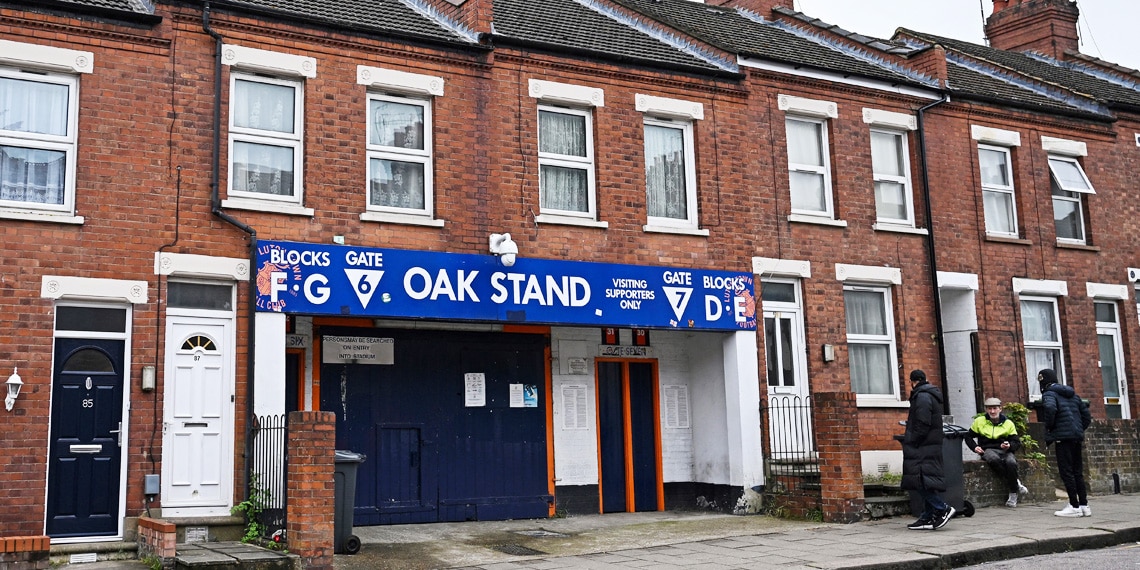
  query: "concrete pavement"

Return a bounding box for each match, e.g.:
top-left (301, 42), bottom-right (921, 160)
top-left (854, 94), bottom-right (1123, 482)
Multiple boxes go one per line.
top-left (334, 493), bottom-right (1140, 570)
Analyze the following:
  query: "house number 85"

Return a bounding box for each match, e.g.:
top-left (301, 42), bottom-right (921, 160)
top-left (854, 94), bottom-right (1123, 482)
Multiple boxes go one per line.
top-left (82, 399), bottom-right (94, 408)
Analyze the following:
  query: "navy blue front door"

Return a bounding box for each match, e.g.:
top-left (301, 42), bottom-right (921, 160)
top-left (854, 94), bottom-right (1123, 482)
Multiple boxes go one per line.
top-left (321, 328), bottom-right (550, 525)
top-left (46, 338), bottom-right (125, 537)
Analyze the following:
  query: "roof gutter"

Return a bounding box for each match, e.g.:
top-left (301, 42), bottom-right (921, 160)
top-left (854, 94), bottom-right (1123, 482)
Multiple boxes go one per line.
top-left (203, 0), bottom-right (259, 503)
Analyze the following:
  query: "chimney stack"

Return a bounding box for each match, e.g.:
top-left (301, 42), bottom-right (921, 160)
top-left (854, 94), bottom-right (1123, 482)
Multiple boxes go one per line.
top-left (709, 1), bottom-right (795, 17)
top-left (985, 0), bottom-right (1080, 58)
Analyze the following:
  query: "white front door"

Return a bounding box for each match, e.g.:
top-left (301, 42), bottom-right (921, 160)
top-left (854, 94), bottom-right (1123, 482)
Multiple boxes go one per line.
top-left (162, 318), bottom-right (234, 516)
top-left (761, 279), bottom-right (812, 457)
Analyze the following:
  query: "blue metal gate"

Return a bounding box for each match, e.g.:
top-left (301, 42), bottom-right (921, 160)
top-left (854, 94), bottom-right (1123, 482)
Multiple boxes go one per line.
top-left (321, 328), bottom-right (550, 525)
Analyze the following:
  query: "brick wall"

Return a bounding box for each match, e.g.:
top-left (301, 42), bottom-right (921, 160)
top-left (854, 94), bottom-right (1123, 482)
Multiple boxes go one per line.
top-left (1073, 419), bottom-right (1140, 494)
top-left (0, 536), bottom-right (50, 570)
top-left (286, 411), bottom-right (335, 570)
top-left (814, 392), bottom-right (865, 523)
top-left (136, 517), bottom-right (176, 566)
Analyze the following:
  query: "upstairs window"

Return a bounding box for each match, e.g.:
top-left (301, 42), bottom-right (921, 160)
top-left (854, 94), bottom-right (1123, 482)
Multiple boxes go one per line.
top-left (870, 130), bottom-right (914, 226)
top-left (644, 117), bottom-right (697, 229)
top-left (367, 93), bottom-right (431, 216)
top-left (786, 116), bottom-right (833, 217)
top-left (538, 105), bottom-right (595, 219)
top-left (1047, 156), bottom-right (1094, 244)
top-left (0, 44), bottom-right (86, 219)
top-left (221, 45), bottom-right (315, 215)
top-left (228, 74), bottom-right (303, 202)
top-left (978, 145), bottom-right (1018, 237)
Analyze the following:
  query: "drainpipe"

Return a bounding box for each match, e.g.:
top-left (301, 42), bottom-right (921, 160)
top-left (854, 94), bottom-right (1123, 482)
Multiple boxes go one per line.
top-left (916, 94), bottom-right (950, 412)
top-left (203, 1), bottom-right (259, 501)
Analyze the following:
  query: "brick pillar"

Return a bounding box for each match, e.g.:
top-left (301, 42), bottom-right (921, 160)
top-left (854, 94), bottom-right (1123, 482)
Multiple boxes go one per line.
top-left (0, 536), bottom-right (50, 569)
top-left (813, 392), bottom-right (864, 523)
top-left (286, 411), bottom-right (336, 570)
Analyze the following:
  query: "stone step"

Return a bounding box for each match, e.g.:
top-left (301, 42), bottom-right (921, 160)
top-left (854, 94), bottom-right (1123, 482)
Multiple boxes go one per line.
top-left (863, 495), bottom-right (912, 520)
top-left (50, 541), bottom-right (138, 566)
top-left (174, 542), bottom-right (299, 570)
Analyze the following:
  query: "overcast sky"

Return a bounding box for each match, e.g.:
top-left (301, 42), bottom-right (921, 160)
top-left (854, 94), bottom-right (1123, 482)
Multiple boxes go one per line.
top-left (794, 0), bottom-right (1140, 72)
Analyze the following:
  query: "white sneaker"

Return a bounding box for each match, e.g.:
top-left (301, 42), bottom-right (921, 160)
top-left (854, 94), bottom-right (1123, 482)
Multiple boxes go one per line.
top-left (1080, 505), bottom-right (1091, 517)
top-left (1054, 505), bottom-right (1082, 517)
top-left (1005, 493), bottom-right (1018, 507)
top-left (1017, 480), bottom-right (1029, 494)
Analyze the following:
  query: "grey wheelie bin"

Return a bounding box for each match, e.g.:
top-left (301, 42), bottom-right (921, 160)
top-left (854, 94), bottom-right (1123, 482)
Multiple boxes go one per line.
top-left (334, 450), bottom-right (366, 554)
top-left (904, 424), bottom-right (974, 518)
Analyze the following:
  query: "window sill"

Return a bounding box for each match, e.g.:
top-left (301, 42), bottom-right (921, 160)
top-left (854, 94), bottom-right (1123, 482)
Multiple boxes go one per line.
top-left (787, 214), bottom-right (848, 228)
top-left (873, 223), bottom-right (928, 236)
top-left (642, 224), bottom-right (710, 237)
top-left (984, 234), bottom-right (1032, 246)
top-left (220, 198), bottom-right (315, 217)
top-left (535, 214), bottom-right (609, 229)
top-left (360, 212), bottom-right (445, 227)
top-left (856, 396), bottom-right (910, 408)
top-left (0, 210), bottom-right (84, 224)
top-left (1055, 241), bottom-right (1100, 252)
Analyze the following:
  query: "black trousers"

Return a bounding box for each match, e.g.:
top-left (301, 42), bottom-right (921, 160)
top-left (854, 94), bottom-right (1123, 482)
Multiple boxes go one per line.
top-left (1054, 440), bottom-right (1087, 508)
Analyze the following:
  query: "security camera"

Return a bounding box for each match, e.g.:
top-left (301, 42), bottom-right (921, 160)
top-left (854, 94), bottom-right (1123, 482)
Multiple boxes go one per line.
top-left (489, 233), bottom-right (519, 267)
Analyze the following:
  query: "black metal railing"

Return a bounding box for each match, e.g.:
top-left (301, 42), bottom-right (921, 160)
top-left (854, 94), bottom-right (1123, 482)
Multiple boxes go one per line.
top-left (249, 413), bottom-right (288, 538)
top-left (760, 395), bottom-right (818, 490)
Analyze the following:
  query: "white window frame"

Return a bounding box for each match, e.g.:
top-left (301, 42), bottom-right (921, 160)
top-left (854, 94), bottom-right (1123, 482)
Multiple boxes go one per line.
top-left (1047, 155), bottom-right (1094, 245)
top-left (537, 104), bottom-right (597, 221)
top-left (643, 115), bottom-right (698, 232)
top-left (844, 284), bottom-right (900, 402)
top-left (1020, 295), bottom-right (1066, 401)
top-left (0, 66), bottom-right (81, 219)
top-left (364, 91), bottom-right (433, 220)
top-left (978, 143), bottom-right (1019, 237)
top-left (869, 128), bottom-right (915, 227)
top-left (785, 115), bottom-right (834, 219)
top-left (226, 72), bottom-right (305, 207)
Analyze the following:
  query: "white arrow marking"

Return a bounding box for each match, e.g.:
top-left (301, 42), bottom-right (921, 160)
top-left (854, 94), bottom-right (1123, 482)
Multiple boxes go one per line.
top-left (344, 269), bottom-right (385, 309)
top-left (662, 287), bottom-right (693, 322)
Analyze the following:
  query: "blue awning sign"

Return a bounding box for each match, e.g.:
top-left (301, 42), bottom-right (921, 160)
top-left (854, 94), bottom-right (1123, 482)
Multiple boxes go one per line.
top-left (254, 240), bottom-right (756, 331)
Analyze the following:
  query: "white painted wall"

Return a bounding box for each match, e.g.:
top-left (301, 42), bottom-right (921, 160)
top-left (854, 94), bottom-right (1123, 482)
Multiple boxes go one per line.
top-left (551, 327), bottom-right (602, 485)
top-left (689, 333), bottom-right (729, 483)
top-left (723, 331), bottom-right (764, 488)
top-left (940, 288), bottom-right (979, 422)
top-left (550, 327), bottom-right (761, 488)
top-left (254, 311), bottom-right (287, 417)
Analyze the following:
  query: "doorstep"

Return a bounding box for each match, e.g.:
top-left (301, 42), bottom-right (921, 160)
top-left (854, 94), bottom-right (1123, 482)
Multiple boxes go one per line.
top-left (174, 542), bottom-right (300, 570)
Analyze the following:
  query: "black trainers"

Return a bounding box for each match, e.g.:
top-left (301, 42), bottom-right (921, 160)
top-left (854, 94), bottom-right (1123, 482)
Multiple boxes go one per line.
top-left (907, 518), bottom-right (933, 530)
top-left (932, 506), bottom-right (956, 530)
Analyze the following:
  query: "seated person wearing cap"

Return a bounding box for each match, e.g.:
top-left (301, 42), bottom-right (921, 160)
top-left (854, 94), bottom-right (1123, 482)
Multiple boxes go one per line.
top-left (965, 398), bottom-right (1029, 507)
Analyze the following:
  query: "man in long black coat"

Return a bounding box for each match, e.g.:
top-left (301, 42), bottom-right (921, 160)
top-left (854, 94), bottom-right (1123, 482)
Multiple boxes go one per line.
top-left (901, 369), bottom-right (954, 530)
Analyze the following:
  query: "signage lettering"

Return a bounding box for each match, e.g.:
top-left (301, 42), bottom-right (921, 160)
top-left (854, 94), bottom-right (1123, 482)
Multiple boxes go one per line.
top-left (256, 240), bottom-right (755, 331)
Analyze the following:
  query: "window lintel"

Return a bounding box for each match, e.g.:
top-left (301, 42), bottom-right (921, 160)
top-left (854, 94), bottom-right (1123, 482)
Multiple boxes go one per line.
top-left (0, 39), bottom-right (93, 73)
top-left (223, 44), bottom-right (316, 78)
top-left (358, 65), bottom-right (443, 96)
top-left (636, 94), bottom-right (703, 120)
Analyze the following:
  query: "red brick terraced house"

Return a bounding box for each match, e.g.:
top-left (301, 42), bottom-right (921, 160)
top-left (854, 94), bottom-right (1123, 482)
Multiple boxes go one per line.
top-left (1, 0), bottom-right (1138, 557)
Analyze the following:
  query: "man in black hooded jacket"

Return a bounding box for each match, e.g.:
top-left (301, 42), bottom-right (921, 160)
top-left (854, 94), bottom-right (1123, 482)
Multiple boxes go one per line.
top-left (1039, 368), bottom-right (1093, 517)
top-left (901, 369), bottom-right (954, 530)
